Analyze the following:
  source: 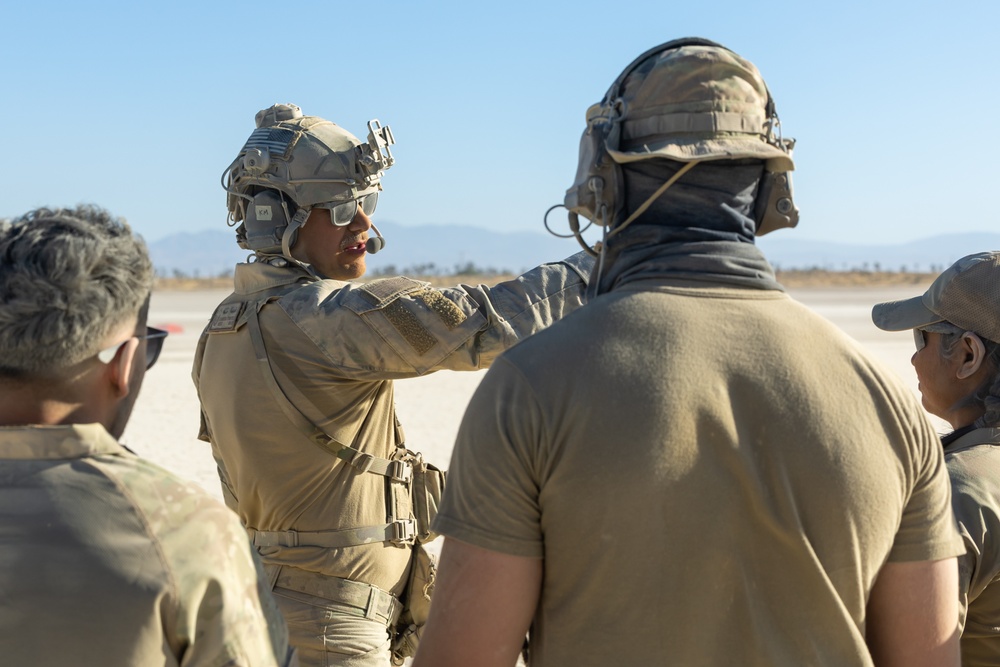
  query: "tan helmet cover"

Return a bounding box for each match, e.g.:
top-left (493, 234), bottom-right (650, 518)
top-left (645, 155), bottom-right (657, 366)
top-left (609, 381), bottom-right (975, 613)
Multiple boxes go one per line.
top-left (222, 103), bottom-right (395, 254)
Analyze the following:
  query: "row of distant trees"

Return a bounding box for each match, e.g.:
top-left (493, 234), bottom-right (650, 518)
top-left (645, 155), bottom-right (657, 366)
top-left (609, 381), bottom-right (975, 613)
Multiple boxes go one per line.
top-left (368, 261), bottom-right (513, 277)
top-left (156, 268), bottom-right (234, 280)
top-left (771, 262), bottom-right (945, 274)
top-left (157, 260), bottom-right (951, 281)
top-left (156, 261), bottom-right (516, 280)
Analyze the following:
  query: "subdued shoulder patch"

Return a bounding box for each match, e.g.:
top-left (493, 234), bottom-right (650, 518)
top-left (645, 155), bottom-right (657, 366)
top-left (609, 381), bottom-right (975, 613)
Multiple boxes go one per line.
top-left (208, 302), bottom-right (245, 332)
top-left (413, 290), bottom-right (467, 330)
top-left (384, 301), bottom-right (437, 355)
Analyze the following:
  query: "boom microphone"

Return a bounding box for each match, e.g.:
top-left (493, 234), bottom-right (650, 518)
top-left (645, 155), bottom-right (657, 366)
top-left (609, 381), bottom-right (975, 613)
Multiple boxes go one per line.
top-left (366, 224), bottom-right (386, 254)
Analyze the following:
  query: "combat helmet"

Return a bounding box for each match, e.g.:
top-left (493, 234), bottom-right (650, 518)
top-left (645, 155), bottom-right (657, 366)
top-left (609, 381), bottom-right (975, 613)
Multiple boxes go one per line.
top-left (221, 103), bottom-right (395, 259)
top-left (562, 38), bottom-right (797, 254)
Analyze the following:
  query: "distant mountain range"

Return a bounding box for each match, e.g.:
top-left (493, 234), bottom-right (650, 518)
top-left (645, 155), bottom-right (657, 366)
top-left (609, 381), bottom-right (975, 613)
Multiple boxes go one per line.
top-left (757, 232), bottom-right (1000, 273)
top-left (147, 223), bottom-right (1000, 277)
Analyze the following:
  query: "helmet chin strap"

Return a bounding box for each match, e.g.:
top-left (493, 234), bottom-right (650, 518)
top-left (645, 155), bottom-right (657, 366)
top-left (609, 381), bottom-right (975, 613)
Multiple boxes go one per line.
top-left (280, 206), bottom-right (311, 263)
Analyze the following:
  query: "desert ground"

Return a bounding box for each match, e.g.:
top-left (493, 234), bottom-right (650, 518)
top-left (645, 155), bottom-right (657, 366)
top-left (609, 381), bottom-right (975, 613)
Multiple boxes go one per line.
top-left (126, 280), bottom-right (944, 506)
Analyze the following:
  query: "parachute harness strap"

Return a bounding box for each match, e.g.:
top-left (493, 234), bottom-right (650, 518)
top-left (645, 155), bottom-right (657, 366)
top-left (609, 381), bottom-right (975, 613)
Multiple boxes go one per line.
top-left (245, 301), bottom-right (410, 482)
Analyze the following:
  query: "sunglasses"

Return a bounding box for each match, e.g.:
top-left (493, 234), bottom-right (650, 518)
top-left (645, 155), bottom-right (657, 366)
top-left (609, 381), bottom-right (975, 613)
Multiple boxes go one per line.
top-left (97, 326), bottom-right (169, 370)
top-left (913, 322), bottom-right (966, 352)
top-left (314, 192), bottom-right (379, 226)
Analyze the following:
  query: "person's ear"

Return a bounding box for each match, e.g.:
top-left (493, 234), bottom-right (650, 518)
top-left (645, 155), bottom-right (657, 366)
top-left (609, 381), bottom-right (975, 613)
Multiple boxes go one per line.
top-left (956, 332), bottom-right (987, 380)
top-left (107, 337), bottom-right (140, 397)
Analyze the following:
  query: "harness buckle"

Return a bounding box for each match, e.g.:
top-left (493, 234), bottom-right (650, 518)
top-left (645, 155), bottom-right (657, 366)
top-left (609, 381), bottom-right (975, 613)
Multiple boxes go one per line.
top-left (387, 459), bottom-right (412, 483)
top-left (388, 520), bottom-right (416, 545)
top-left (352, 453), bottom-right (375, 473)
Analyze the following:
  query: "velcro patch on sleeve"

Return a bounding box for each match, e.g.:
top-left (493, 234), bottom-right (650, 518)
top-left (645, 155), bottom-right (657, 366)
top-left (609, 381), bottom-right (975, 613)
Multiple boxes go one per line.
top-left (384, 300), bottom-right (437, 355)
top-left (413, 290), bottom-right (467, 330)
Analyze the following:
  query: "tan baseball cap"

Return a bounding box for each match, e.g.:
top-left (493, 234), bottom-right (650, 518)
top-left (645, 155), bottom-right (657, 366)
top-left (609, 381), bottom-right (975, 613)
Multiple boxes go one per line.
top-left (872, 251), bottom-right (1000, 343)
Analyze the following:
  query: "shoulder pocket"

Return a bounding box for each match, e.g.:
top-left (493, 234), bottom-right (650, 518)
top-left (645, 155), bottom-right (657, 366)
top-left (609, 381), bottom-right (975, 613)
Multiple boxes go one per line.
top-left (342, 279), bottom-right (488, 373)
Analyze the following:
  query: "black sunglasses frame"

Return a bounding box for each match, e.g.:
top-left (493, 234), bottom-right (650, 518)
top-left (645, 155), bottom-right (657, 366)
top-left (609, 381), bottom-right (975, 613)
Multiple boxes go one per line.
top-left (142, 326), bottom-right (169, 370)
top-left (97, 326), bottom-right (169, 370)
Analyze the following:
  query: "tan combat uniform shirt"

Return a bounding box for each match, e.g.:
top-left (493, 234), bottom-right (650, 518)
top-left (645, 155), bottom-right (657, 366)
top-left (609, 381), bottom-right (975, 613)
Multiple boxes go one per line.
top-left (437, 279), bottom-right (964, 667)
top-left (946, 426), bottom-right (1000, 666)
top-left (192, 253), bottom-right (591, 596)
top-left (0, 424), bottom-right (295, 666)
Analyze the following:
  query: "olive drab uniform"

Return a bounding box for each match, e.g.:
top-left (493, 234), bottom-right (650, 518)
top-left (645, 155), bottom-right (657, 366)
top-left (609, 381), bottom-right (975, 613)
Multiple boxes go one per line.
top-left (193, 252), bottom-right (591, 665)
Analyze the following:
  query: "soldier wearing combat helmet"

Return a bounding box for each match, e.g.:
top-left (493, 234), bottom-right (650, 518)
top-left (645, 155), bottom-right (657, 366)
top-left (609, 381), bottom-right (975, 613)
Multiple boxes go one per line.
top-left (223, 103), bottom-right (393, 269)
top-left (416, 39), bottom-right (963, 667)
top-left (193, 103), bottom-right (594, 666)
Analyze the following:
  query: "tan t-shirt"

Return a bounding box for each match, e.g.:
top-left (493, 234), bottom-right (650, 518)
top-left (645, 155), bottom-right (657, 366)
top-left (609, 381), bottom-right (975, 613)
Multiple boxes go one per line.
top-left (946, 427), bottom-right (1000, 666)
top-left (0, 424), bottom-right (293, 666)
top-left (436, 280), bottom-right (963, 667)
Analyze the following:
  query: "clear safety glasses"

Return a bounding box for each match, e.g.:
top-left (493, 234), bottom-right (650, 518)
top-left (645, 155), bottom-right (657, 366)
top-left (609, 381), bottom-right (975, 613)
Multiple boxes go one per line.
top-left (315, 192), bottom-right (379, 227)
top-left (97, 326), bottom-right (170, 370)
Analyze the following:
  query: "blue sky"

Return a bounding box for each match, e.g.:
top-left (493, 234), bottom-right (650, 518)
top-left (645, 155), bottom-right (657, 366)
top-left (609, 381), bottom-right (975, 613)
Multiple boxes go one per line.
top-left (2, 0), bottom-right (997, 246)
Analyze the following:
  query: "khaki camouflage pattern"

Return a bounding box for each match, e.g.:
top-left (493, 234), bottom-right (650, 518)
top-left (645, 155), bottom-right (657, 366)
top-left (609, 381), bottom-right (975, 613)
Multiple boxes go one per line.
top-left (192, 251), bottom-right (592, 600)
top-left (0, 423), bottom-right (295, 666)
top-left (606, 44), bottom-right (794, 170)
top-left (564, 41), bottom-right (796, 233)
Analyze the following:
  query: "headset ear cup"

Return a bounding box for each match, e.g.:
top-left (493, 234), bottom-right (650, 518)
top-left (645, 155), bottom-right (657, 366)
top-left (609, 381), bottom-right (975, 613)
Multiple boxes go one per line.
top-left (242, 190), bottom-right (292, 252)
top-left (565, 118), bottom-right (619, 227)
top-left (247, 190), bottom-right (290, 229)
top-left (754, 169), bottom-right (799, 236)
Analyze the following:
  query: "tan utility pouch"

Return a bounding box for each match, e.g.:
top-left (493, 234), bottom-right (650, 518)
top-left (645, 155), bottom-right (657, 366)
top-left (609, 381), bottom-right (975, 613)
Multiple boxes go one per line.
top-left (390, 543), bottom-right (437, 665)
top-left (403, 451), bottom-right (446, 544)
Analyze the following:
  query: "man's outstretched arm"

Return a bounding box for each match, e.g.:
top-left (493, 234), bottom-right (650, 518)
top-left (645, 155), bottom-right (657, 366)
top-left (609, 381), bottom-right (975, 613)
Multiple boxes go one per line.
top-left (413, 537), bottom-right (542, 667)
top-left (865, 557), bottom-right (960, 667)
